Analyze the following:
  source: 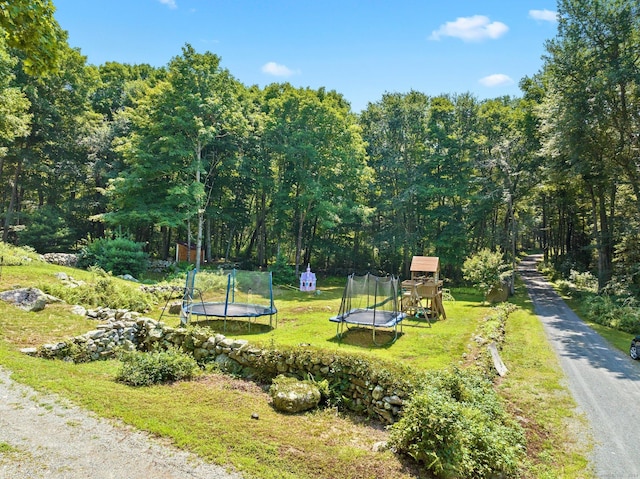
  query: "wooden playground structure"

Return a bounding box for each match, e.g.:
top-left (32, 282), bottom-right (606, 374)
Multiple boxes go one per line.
top-left (401, 256), bottom-right (447, 323)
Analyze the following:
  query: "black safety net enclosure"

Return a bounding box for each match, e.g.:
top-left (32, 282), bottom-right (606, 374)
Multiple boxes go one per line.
top-left (330, 273), bottom-right (405, 344)
top-left (182, 269), bottom-right (276, 330)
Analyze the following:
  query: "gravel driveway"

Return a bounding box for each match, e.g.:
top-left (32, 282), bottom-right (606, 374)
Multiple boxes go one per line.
top-left (0, 367), bottom-right (242, 479)
top-left (519, 255), bottom-right (640, 479)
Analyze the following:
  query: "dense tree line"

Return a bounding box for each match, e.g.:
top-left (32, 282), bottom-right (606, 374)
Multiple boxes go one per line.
top-left (1, 0), bottom-right (640, 291)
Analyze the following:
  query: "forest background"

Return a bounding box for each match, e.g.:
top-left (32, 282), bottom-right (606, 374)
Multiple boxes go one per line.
top-left (1, 0), bottom-right (640, 293)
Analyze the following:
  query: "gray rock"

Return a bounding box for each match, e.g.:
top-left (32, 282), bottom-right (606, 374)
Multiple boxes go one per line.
top-left (269, 376), bottom-right (321, 413)
top-left (71, 305), bottom-right (87, 316)
top-left (385, 395), bottom-right (403, 406)
top-left (371, 385), bottom-right (384, 401)
top-left (372, 441), bottom-right (387, 452)
top-left (87, 330), bottom-right (106, 340)
top-left (168, 302), bottom-right (182, 315)
top-left (0, 287), bottom-right (47, 312)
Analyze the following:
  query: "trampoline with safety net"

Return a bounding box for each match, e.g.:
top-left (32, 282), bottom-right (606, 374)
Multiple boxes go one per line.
top-left (181, 269), bottom-right (277, 331)
top-left (330, 272), bottom-right (405, 344)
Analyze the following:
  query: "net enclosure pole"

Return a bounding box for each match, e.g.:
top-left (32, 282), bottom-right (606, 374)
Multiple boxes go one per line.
top-left (223, 272), bottom-right (232, 332)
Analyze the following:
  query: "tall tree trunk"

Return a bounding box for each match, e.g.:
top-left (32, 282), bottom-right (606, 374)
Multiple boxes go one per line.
top-left (257, 193), bottom-right (266, 267)
top-left (588, 185), bottom-right (610, 291)
top-left (206, 216), bottom-right (212, 262)
top-left (597, 185), bottom-right (614, 288)
top-left (295, 208), bottom-right (306, 278)
top-left (0, 156), bottom-right (5, 206)
top-left (2, 158), bottom-right (22, 243)
top-left (160, 226), bottom-right (170, 260)
top-left (542, 194), bottom-right (549, 263)
top-left (186, 218), bottom-right (193, 266)
top-left (195, 140), bottom-right (203, 271)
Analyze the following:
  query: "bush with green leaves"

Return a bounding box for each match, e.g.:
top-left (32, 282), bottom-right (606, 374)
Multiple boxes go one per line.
top-left (388, 367), bottom-right (525, 479)
top-left (116, 348), bottom-right (199, 387)
top-left (77, 236), bottom-right (149, 277)
top-left (583, 294), bottom-right (640, 334)
top-left (462, 248), bottom-right (511, 302)
top-left (569, 269), bottom-right (598, 292)
top-left (0, 242), bottom-right (41, 265)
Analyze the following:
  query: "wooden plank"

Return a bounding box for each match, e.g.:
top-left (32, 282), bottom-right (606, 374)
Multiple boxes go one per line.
top-left (488, 342), bottom-right (508, 376)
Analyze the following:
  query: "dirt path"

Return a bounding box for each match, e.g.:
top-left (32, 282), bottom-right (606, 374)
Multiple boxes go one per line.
top-left (0, 367), bottom-right (242, 479)
top-left (519, 255), bottom-right (640, 479)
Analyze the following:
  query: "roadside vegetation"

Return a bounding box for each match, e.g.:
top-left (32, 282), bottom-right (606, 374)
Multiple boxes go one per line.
top-left (538, 260), bottom-right (640, 358)
top-left (0, 247), bottom-right (591, 478)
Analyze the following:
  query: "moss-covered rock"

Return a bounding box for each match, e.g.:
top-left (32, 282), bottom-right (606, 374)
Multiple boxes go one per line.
top-left (269, 375), bottom-right (321, 413)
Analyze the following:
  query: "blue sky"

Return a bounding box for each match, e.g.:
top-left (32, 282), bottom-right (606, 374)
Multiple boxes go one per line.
top-left (53, 0), bottom-right (559, 112)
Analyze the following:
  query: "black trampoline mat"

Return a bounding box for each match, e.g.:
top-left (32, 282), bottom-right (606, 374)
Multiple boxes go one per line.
top-left (189, 302), bottom-right (276, 318)
top-left (330, 308), bottom-right (405, 328)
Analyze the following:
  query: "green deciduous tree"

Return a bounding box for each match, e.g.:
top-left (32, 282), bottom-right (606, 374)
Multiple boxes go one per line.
top-left (264, 84), bottom-right (368, 275)
top-left (462, 247), bottom-right (511, 302)
top-left (3, 42), bottom-right (98, 246)
top-left (108, 45), bottom-right (246, 269)
top-left (0, 0), bottom-right (65, 75)
top-left (540, 0), bottom-right (640, 288)
top-left (0, 36), bottom-right (31, 156)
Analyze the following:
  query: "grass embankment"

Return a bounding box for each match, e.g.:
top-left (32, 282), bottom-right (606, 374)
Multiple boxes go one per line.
top-left (0, 256), bottom-right (591, 478)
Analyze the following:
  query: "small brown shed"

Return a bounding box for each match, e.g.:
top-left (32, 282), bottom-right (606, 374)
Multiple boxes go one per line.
top-left (175, 243), bottom-right (204, 263)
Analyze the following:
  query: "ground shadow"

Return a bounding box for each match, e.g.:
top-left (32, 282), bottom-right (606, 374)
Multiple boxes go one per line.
top-left (188, 318), bottom-right (274, 335)
top-left (326, 327), bottom-right (403, 348)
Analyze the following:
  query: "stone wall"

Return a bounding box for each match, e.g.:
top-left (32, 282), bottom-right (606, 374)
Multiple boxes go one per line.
top-left (23, 308), bottom-right (411, 424)
top-left (41, 253), bottom-right (78, 267)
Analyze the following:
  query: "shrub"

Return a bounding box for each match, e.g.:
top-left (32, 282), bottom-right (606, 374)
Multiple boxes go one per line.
top-left (77, 237), bottom-right (149, 277)
top-left (39, 270), bottom-right (155, 311)
top-left (0, 243), bottom-right (41, 265)
top-left (388, 367), bottom-right (525, 479)
top-left (116, 348), bottom-right (199, 387)
top-left (556, 279), bottom-right (574, 297)
top-left (583, 294), bottom-right (640, 334)
top-left (462, 248), bottom-right (511, 302)
top-left (193, 269), bottom-right (231, 294)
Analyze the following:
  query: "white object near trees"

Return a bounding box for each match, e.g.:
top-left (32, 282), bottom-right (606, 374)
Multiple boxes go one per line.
top-left (299, 264), bottom-right (316, 291)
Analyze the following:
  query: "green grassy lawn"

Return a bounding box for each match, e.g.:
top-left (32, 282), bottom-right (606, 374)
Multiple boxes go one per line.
top-left (0, 259), bottom-right (592, 478)
top-left (166, 284), bottom-right (483, 371)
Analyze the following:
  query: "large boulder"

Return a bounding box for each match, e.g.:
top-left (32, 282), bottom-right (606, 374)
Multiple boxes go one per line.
top-left (486, 282), bottom-right (509, 303)
top-left (0, 287), bottom-right (48, 312)
top-left (269, 375), bottom-right (321, 413)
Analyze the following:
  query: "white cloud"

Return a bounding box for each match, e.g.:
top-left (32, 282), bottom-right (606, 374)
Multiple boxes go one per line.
top-left (261, 62), bottom-right (298, 77)
top-left (158, 0), bottom-right (177, 9)
top-left (430, 15), bottom-right (508, 42)
top-left (479, 74), bottom-right (514, 87)
top-left (529, 9), bottom-right (558, 22)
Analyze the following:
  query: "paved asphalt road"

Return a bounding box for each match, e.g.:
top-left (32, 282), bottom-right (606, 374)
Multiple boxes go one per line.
top-left (519, 255), bottom-right (640, 479)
